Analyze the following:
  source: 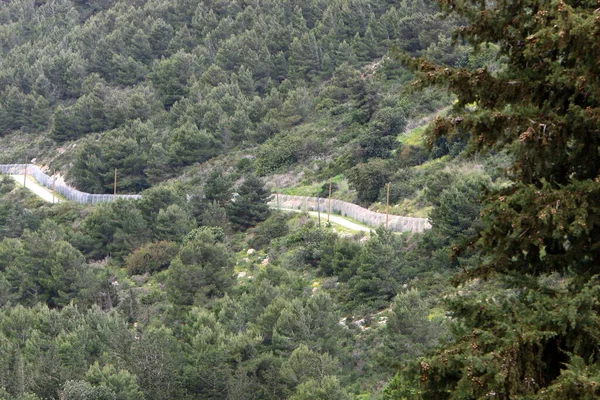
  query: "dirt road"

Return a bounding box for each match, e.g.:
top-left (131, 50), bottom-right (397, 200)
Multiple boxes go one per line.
top-left (12, 175), bottom-right (59, 203)
top-left (279, 208), bottom-right (372, 232)
top-left (8, 173), bottom-right (388, 232)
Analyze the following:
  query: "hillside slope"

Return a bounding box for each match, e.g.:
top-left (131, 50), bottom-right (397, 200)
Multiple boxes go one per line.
top-left (0, 1), bottom-right (519, 399)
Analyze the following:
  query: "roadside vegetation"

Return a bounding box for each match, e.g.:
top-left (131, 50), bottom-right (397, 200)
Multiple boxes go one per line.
top-left (1, 0), bottom-right (598, 398)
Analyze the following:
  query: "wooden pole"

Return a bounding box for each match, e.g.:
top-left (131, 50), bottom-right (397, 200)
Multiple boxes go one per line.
top-left (52, 171), bottom-right (56, 204)
top-left (113, 168), bottom-right (117, 196)
top-left (386, 182), bottom-right (390, 229)
top-left (328, 179), bottom-right (332, 222)
top-left (24, 155), bottom-right (27, 188)
top-left (317, 193), bottom-right (321, 229)
top-left (276, 181), bottom-right (280, 210)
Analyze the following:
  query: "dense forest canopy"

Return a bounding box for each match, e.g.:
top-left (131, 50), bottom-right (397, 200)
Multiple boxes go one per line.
top-left (0, 0), bottom-right (598, 399)
top-left (0, 0), bottom-right (477, 397)
top-left (0, 0), bottom-right (475, 193)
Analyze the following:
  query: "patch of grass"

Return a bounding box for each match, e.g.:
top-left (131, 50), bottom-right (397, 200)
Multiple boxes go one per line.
top-left (278, 175), bottom-right (356, 203)
top-left (398, 125), bottom-right (426, 147)
top-left (370, 198), bottom-right (432, 218)
top-left (279, 183), bottom-right (321, 196)
top-left (414, 155), bottom-right (450, 170)
top-left (328, 213), bottom-right (373, 232)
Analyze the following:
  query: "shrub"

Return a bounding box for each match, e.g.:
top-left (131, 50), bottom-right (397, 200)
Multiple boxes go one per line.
top-left (125, 241), bottom-right (179, 275)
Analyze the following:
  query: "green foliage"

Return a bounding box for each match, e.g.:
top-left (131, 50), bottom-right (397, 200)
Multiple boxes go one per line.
top-left (69, 120), bottom-right (158, 193)
top-left (248, 212), bottom-right (292, 250)
top-left (346, 158), bottom-right (392, 204)
top-left (428, 174), bottom-right (485, 244)
top-left (131, 327), bottom-right (184, 400)
top-left (283, 223), bottom-right (338, 270)
top-left (319, 238), bottom-right (362, 281)
top-left (280, 344), bottom-right (339, 389)
top-left (391, 0), bottom-right (600, 395)
top-left (77, 200), bottom-right (150, 260)
top-left (348, 228), bottom-right (405, 309)
top-left (423, 170), bottom-right (454, 207)
top-left (154, 204), bottom-right (195, 242)
top-left (0, 304), bottom-right (134, 398)
top-left (125, 241), bottom-right (179, 276)
top-left (359, 106), bottom-right (407, 160)
top-left (380, 289), bottom-right (448, 368)
top-left (62, 380), bottom-right (115, 400)
top-left (289, 376), bottom-right (351, 400)
top-left (0, 0), bottom-right (465, 191)
top-left (168, 120), bottom-right (218, 168)
top-left (149, 51), bottom-right (196, 109)
top-left (0, 0), bottom-right (492, 398)
top-left (167, 227), bottom-right (235, 306)
top-left (226, 175), bottom-right (271, 231)
top-left (382, 373), bottom-right (421, 400)
top-left (0, 221), bottom-right (102, 308)
top-left (203, 169), bottom-right (234, 206)
top-left (0, 193), bottom-right (42, 240)
top-left (85, 362), bottom-right (144, 400)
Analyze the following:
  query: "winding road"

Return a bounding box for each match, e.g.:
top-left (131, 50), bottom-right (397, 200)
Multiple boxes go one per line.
top-left (4, 165), bottom-right (428, 233)
top-left (11, 175), bottom-right (59, 203)
top-left (279, 208), bottom-right (371, 232)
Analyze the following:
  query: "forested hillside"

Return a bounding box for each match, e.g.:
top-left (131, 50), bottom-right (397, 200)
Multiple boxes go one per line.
top-left (0, 0), bottom-right (489, 194)
top-left (1, 0), bottom-right (598, 399)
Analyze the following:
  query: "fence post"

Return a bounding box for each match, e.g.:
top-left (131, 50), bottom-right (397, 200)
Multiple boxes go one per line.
top-left (317, 196), bottom-right (321, 228)
top-left (24, 158), bottom-right (27, 188)
top-left (328, 179), bottom-right (332, 222)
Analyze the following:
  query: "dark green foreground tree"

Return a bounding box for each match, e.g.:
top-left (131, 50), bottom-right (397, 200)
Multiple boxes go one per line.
top-left (387, 0), bottom-right (600, 398)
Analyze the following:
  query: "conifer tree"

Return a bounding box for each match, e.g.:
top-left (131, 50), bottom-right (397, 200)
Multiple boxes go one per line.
top-left (226, 174), bottom-right (271, 231)
top-left (390, 0), bottom-right (600, 397)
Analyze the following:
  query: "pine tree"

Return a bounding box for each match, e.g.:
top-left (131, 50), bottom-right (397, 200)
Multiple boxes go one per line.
top-left (390, 0), bottom-right (600, 397)
top-left (167, 227), bottom-right (234, 306)
top-left (226, 175), bottom-right (271, 231)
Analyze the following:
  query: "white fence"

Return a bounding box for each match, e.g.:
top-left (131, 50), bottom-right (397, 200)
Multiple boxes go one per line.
top-left (269, 194), bottom-right (431, 233)
top-left (0, 164), bottom-right (141, 204)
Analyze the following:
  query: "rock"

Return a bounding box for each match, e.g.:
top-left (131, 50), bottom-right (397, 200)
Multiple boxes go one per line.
top-left (247, 248), bottom-right (256, 255)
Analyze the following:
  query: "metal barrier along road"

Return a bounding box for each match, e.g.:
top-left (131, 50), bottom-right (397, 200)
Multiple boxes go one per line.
top-left (268, 194), bottom-right (431, 234)
top-left (1, 164), bottom-right (429, 233)
top-left (0, 164), bottom-right (141, 204)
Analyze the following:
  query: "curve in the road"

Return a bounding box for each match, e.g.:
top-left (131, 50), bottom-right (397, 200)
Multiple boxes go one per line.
top-left (11, 175), bottom-right (60, 203)
top-left (2, 164), bottom-right (430, 234)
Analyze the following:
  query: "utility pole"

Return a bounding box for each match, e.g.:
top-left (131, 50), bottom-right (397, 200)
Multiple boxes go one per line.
top-left (113, 168), bottom-right (118, 196)
top-left (52, 171), bottom-right (56, 204)
top-left (386, 182), bottom-right (390, 229)
top-left (276, 181), bottom-right (280, 210)
top-left (328, 179), bottom-right (332, 222)
top-left (24, 155), bottom-right (28, 188)
top-left (316, 192), bottom-right (321, 229)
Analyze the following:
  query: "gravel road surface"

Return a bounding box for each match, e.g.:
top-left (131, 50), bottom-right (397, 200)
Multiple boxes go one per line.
top-left (12, 175), bottom-right (59, 203)
top-left (279, 208), bottom-right (372, 232)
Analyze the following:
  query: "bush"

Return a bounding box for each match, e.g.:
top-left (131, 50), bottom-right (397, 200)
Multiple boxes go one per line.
top-left (248, 212), bottom-right (292, 250)
top-left (385, 168), bottom-right (417, 203)
top-left (0, 176), bottom-right (15, 194)
top-left (423, 171), bottom-right (454, 207)
top-left (125, 241), bottom-right (179, 275)
top-left (346, 158), bottom-right (392, 204)
top-left (397, 145), bottom-right (429, 167)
